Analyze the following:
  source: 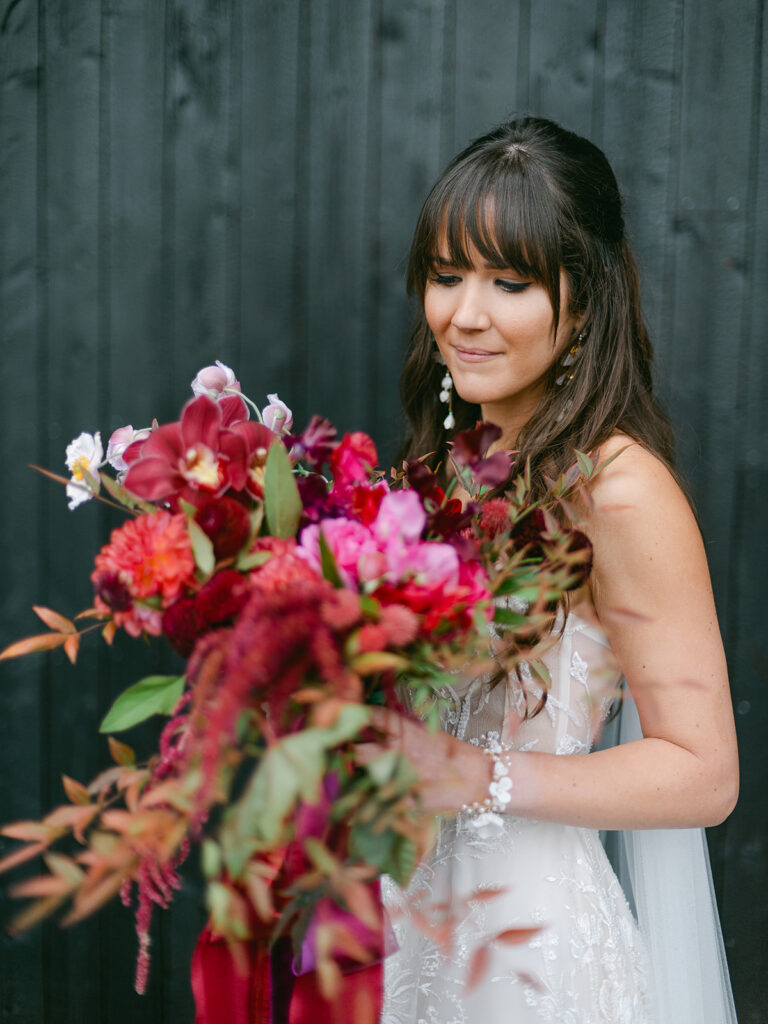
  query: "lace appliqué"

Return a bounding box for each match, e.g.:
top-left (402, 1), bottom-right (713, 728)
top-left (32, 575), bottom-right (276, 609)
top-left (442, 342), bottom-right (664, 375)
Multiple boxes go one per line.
top-left (381, 613), bottom-right (651, 1024)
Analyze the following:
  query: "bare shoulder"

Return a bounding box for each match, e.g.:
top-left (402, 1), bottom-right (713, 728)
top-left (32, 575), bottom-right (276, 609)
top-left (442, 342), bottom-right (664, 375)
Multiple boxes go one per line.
top-left (585, 433), bottom-right (694, 528)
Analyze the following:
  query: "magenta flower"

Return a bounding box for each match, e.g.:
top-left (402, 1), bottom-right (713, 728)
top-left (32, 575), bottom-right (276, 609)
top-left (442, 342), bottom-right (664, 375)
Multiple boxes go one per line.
top-left (298, 518), bottom-right (379, 588)
top-left (123, 395), bottom-right (249, 507)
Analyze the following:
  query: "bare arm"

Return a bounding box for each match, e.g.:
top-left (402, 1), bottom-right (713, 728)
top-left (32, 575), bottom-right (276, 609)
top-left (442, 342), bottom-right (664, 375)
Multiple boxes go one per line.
top-left (366, 441), bottom-right (739, 830)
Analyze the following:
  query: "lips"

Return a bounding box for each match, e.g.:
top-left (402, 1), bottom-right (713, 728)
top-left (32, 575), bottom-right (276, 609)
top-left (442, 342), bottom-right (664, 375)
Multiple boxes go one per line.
top-left (453, 345), bottom-right (500, 363)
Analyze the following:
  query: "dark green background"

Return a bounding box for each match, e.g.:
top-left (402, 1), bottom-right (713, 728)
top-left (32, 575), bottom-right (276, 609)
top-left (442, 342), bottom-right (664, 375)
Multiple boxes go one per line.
top-left (1, 1), bottom-right (766, 1021)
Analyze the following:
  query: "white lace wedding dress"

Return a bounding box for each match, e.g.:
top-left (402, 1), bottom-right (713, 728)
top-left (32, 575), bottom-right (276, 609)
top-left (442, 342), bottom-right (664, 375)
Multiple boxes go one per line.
top-left (380, 609), bottom-right (737, 1024)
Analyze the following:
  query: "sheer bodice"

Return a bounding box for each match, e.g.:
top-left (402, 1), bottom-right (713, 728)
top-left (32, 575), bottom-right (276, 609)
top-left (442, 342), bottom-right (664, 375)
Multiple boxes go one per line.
top-left (381, 612), bottom-right (653, 1024)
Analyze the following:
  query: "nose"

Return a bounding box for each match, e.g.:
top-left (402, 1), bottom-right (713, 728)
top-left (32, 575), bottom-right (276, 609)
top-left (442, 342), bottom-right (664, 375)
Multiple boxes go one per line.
top-left (450, 281), bottom-right (491, 331)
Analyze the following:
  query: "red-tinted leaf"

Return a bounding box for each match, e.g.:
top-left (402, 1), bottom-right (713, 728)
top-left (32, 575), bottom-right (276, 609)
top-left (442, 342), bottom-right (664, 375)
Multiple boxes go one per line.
top-left (10, 875), bottom-right (74, 899)
top-left (0, 632), bottom-right (68, 661)
top-left (63, 634), bottom-right (80, 665)
top-left (62, 775), bottom-right (91, 806)
top-left (466, 945), bottom-right (491, 991)
top-left (62, 871), bottom-right (126, 925)
top-left (7, 894), bottom-right (68, 935)
top-left (1, 822), bottom-right (55, 842)
top-left (108, 737), bottom-right (135, 766)
top-left (0, 841), bottom-right (48, 875)
top-left (102, 620), bottom-right (117, 645)
top-left (495, 927), bottom-right (541, 946)
top-left (43, 805), bottom-right (99, 837)
top-left (32, 606), bottom-right (76, 634)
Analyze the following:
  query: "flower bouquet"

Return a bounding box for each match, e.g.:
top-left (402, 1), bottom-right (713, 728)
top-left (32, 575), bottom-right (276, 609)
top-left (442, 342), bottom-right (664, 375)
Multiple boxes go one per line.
top-left (0, 363), bottom-right (594, 1020)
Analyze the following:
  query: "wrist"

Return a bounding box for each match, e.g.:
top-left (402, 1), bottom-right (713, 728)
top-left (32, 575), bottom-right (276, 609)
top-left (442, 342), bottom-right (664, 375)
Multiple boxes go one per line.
top-left (461, 736), bottom-right (515, 817)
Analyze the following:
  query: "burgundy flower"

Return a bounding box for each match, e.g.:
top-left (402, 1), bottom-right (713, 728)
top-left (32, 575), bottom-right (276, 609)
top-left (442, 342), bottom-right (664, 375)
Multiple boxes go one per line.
top-left (405, 460), bottom-right (443, 504)
top-left (287, 416), bottom-right (338, 468)
top-left (123, 396), bottom-right (249, 507)
top-left (93, 570), bottom-right (133, 612)
top-left (451, 422), bottom-right (512, 488)
top-left (162, 597), bottom-right (208, 657)
top-left (509, 508), bottom-right (548, 558)
top-left (195, 496), bottom-right (251, 560)
top-left (196, 569), bottom-right (251, 625)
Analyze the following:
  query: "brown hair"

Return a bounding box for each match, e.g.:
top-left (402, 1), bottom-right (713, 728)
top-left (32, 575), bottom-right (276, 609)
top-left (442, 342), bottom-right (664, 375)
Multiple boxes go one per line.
top-left (399, 117), bottom-right (677, 497)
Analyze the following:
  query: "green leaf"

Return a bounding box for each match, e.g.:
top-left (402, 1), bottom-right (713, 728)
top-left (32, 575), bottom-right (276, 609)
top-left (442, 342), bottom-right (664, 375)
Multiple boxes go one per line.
top-left (99, 675), bottom-right (185, 733)
top-left (318, 531), bottom-right (343, 588)
top-left (221, 704), bottom-right (370, 876)
top-left (187, 519), bottom-right (215, 575)
top-left (492, 607), bottom-right (528, 629)
top-left (350, 822), bottom-right (396, 869)
top-left (100, 473), bottom-right (156, 513)
top-left (574, 449), bottom-right (595, 479)
top-left (264, 442), bottom-right (302, 538)
top-left (236, 550), bottom-right (272, 572)
top-left (202, 839), bottom-right (222, 879)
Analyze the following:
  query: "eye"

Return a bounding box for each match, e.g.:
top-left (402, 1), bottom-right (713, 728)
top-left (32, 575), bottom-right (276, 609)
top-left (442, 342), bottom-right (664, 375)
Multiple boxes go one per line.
top-left (496, 279), bottom-right (532, 294)
top-left (429, 273), bottom-right (461, 287)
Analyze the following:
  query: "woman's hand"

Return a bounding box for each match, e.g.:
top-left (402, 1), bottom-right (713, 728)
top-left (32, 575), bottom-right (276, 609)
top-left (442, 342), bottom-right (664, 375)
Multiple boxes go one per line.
top-left (355, 707), bottom-right (492, 815)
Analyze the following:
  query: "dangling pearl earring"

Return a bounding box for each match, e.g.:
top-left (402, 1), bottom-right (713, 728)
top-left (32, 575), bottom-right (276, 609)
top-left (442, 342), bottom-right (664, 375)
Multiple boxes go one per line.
top-left (434, 348), bottom-right (455, 430)
top-left (439, 371), bottom-right (455, 430)
top-left (555, 330), bottom-right (588, 387)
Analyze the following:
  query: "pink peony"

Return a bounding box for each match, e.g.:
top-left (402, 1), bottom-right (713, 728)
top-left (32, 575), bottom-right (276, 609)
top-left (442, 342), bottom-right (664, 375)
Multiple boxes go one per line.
top-left (372, 490), bottom-right (425, 546)
top-left (298, 518), bottom-right (377, 588)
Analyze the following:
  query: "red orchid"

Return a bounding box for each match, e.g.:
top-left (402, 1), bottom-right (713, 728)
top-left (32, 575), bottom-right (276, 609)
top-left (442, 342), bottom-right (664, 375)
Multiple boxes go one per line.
top-left (228, 420), bottom-right (280, 499)
top-left (124, 396), bottom-right (250, 507)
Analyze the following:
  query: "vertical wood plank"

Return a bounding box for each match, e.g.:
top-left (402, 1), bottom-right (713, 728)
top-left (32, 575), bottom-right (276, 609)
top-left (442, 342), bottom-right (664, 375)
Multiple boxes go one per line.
top-left (237, 0), bottom-right (302, 415)
top-left (719, 5), bottom-right (767, 1020)
top-left (0, 0), bottom-right (46, 1018)
top-left (527, 0), bottom-right (602, 139)
top-left (452, 2), bottom-right (526, 153)
top-left (601, 0), bottom-right (683, 351)
top-left (371, 0), bottom-right (453, 464)
top-left (165, 0), bottom-right (240, 389)
top-left (36, 3), bottom-right (108, 1020)
top-left (300, 0), bottom-right (375, 434)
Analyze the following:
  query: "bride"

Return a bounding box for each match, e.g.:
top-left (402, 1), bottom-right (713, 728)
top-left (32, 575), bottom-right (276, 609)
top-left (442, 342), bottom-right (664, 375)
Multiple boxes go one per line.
top-left (367, 117), bottom-right (739, 1023)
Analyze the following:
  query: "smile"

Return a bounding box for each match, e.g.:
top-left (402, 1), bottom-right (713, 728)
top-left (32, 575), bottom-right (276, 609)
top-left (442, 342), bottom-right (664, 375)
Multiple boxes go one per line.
top-left (453, 346), bottom-right (500, 363)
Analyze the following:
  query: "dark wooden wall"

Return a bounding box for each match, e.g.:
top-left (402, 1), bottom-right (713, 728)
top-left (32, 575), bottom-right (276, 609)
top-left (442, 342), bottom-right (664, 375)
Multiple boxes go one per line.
top-left (1, 1), bottom-right (765, 1021)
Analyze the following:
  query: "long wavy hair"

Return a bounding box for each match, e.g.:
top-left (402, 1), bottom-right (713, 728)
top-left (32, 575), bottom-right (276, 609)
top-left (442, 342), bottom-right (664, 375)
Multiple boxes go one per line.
top-left (399, 117), bottom-right (677, 498)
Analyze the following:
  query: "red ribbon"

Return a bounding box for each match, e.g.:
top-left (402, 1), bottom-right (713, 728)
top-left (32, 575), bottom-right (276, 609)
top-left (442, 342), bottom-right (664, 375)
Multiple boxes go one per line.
top-left (191, 896), bottom-right (385, 1024)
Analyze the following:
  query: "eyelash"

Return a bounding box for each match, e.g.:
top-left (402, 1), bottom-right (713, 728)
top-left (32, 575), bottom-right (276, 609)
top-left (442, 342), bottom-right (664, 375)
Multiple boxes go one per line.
top-left (429, 273), bottom-right (531, 294)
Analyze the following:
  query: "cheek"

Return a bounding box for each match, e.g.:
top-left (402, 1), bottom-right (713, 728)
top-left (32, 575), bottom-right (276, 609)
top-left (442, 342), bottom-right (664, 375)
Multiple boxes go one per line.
top-left (423, 288), bottom-right (451, 335)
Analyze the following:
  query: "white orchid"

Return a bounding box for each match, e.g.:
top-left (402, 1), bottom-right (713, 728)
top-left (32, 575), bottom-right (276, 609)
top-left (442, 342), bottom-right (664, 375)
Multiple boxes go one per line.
top-left (190, 360), bottom-right (241, 400)
top-left (65, 431), bottom-right (103, 510)
top-left (261, 393), bottom-right (293, 435)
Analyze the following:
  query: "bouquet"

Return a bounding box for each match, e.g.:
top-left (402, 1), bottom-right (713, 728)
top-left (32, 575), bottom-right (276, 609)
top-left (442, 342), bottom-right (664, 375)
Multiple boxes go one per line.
top-left (0, 362), bottom-right (594, 1018)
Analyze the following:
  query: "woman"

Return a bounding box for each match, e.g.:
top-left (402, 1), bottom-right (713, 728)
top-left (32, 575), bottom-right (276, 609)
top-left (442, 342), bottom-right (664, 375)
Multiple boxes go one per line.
top-left (371, 118), bottom-right (739, 1023)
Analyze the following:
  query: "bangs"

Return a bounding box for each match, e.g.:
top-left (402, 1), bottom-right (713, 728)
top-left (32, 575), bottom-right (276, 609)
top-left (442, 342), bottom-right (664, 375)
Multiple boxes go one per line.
top-left (408, 147), bottom-right (565, 322)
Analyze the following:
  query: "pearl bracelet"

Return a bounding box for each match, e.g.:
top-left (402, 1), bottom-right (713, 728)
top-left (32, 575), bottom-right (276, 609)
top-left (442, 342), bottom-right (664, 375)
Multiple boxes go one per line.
top-left (461, 734), bottom-right (514, 818)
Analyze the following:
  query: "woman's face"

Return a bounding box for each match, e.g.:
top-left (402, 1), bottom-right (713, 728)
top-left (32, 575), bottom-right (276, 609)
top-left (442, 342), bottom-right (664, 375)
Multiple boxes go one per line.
top-left (424, 244), bottom-right (578, 441)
